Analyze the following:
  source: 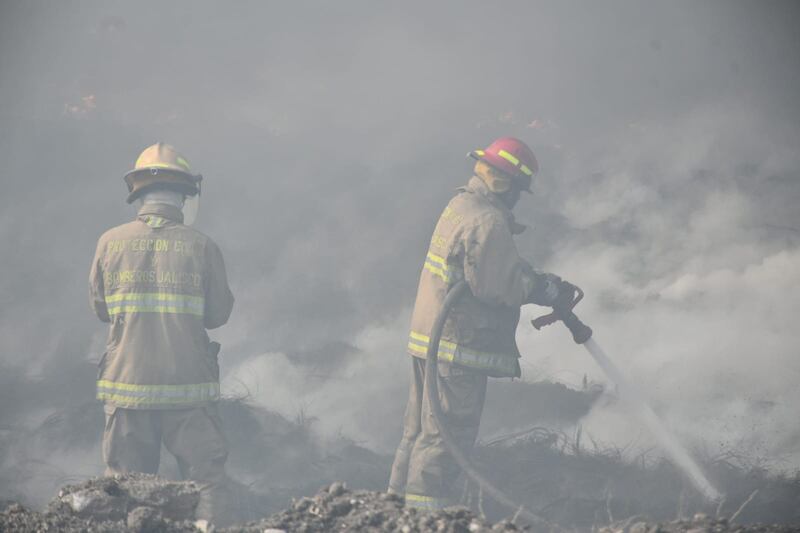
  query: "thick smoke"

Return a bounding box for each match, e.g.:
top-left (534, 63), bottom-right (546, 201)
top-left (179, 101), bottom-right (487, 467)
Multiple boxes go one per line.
top-left (1, 0), bottom-right (799, 504)
top-left (519, 103), bottom-right (800, 467)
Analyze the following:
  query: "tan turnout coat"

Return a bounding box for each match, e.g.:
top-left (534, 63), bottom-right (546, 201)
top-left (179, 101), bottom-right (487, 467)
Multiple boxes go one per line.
top-left (89, 203), bottom-right (234, 409)
top-left (407, 176), bottom-right (537, 378)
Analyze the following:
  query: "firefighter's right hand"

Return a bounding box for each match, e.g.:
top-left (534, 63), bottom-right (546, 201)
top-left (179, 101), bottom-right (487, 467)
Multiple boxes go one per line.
top-left (552, 279), bottom-right (585, 312)
top-left (542, 275), bottom-right (561, 304)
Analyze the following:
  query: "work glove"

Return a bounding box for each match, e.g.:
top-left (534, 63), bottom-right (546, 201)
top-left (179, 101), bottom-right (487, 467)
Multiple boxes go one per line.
top-left (528, 272), bottom-right (562, 306)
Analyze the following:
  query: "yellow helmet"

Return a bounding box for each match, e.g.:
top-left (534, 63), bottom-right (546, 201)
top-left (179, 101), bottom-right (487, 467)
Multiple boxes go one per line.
top-left (123, 142), bottom-right (202, 203)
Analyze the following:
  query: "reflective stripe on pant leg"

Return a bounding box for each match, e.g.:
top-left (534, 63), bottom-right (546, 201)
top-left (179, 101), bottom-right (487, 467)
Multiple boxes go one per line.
top-left (404, 492), bottom-right (448, 510)
top-left (404, 359), bottom-right (449, 505)
top-left (403, 361), bottom-right (487, 507)
top-left (389, 357), bottom-right (425, 494)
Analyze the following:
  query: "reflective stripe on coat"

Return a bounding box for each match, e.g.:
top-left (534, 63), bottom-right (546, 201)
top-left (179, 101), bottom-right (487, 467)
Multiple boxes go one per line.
top-left (89, 203), bottom-right (234, 408)
top-left (407, 176), bottom-right (537, 378)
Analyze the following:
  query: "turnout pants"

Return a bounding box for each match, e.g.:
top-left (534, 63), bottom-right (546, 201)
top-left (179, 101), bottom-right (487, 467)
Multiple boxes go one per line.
top-left (389, 356), bottom-right (487, 509)
top-left (102, 404), bottom-right (229, 524)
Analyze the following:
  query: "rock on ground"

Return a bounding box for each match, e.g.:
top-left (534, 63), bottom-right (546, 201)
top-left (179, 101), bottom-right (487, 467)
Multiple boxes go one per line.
top-left (224, 481), bottom-right (524, 533)
top-left (0, 473), bottom-right (202, 532)
top-left (1, 476), bottom-right (799, 532)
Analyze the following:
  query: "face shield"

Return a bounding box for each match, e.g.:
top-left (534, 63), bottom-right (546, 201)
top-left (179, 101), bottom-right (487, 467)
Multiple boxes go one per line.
top-left (182, 179), bottom-right (201, 226)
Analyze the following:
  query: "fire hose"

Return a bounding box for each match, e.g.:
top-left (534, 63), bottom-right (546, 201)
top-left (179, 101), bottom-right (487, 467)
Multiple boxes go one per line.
top-left (424, 279), bottom-right (720, 526)
top-left (423, 280), bottom-right (553, 528)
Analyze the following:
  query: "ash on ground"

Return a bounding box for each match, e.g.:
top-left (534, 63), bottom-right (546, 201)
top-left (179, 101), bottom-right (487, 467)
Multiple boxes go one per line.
top-left (0, 475), bottom-right (521, 533)
top-left (2, 476), bottom-right (799, 533)
top-left (3, 388), bottom-right (800, 530)
top-left (0, 473), bottom-right (201, 532)
top-left (232, 482), bottom-right (522, 533)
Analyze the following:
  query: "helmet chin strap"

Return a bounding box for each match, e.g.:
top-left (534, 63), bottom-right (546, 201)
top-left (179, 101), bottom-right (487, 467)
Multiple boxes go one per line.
top-left (138, 190), bottom-right (185, 209)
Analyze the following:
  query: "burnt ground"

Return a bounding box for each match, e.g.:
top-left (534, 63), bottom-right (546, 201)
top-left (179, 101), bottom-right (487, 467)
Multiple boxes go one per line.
top-left (470, 429), bottom-right (800, 527)
top-left (2, 368), bottom-right (800, 530)
top-left (2, 424), bottom-right (800, 532)
top-left (0, 473), bottom-right (201, 532)
top-left (2, 475), bottom-right (799, 533)
top-left (0, 367), bottom-right (598, 514)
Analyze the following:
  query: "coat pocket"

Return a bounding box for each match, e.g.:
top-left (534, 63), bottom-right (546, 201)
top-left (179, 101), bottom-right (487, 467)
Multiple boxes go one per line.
top-left (96, 352), bottom-right (108, 379)
top-left (106, 315), bottom-right (124, 350)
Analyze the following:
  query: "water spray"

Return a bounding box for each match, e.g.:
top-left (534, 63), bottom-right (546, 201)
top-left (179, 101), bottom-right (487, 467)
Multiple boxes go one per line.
top-left (531, 282), bottom-right (722, 502)
top-left (424, 280), bottom-right (720, 527)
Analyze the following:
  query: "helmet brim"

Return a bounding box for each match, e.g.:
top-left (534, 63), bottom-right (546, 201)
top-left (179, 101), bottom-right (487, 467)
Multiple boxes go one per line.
top-left (126, 182), bottom-right (199, 204)
top-left (124, 168), bottom-right (202, 204)
top-left (467, 150), bottom-right (533, 192)
top-left (124, 167), bottom-right (201, 185)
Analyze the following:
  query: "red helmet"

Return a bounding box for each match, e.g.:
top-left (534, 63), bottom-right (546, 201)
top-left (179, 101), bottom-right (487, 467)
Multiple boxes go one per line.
top-left (468, 137), bottom-right (538, 191)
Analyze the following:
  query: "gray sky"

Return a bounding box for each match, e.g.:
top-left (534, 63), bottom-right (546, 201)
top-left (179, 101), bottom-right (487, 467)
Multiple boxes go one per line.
top-left (1, 0), bottom-right (799, 465)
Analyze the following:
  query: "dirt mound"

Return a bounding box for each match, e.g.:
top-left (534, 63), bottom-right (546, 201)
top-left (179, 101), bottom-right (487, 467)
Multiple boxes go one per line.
top-left (227, 482), bottom-right (523, 533)
top-left (0, 476), bottom-right (525, 532)
top-left (0, 394), bottom-right (391, 514)
top-left (0, 473), bottom-right (202, 532)
top-left (2, 475), bottom-right (799, 532)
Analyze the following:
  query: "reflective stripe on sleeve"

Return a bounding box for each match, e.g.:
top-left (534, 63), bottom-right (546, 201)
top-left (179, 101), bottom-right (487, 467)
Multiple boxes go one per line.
top-left (104, 292), bottom-right (204, 317)
top-left (407, 331), bottom-right (518, 375)
top-left (423, 251), bottom-right (451, 282)
top-left (97, 380), bottom-right (219, 406)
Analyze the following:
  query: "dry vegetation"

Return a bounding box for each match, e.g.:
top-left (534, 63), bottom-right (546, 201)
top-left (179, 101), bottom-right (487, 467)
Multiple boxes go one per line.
top-left (2, 390), bottom-right (800, 531)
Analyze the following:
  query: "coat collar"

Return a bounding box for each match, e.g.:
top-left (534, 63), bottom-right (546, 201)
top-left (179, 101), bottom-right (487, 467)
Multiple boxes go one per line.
top-left (460, 176), bottom-right (526, 234)
top-left (137, 203), bottom-right (184, 224)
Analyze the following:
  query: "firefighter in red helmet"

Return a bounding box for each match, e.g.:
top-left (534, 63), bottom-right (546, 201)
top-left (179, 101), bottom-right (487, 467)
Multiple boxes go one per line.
top-left (389, 137), bottom-right (569, 509)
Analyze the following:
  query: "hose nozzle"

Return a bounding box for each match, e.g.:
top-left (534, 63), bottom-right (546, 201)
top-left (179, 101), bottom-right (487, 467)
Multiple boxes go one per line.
top-left (532, 282), bottom-right (593, 344)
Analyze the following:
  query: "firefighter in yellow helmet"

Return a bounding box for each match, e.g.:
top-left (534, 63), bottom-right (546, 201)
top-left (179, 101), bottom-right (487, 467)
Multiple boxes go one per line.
top-left (89, 143), bottom-right (234, 523)
top-left (389, 137), bottom-right (571, 509)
